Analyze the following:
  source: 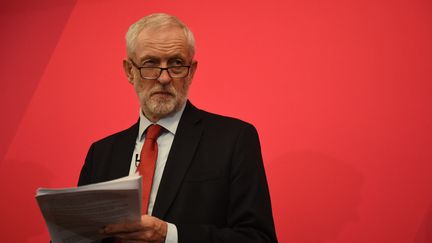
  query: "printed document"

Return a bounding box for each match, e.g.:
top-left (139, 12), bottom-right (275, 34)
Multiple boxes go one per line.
top-left (35, 175), bottom-right (142, 243)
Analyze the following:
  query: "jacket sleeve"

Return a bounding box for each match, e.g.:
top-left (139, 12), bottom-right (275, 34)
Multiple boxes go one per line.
top-left (78, 143), bottom-right (95, 186)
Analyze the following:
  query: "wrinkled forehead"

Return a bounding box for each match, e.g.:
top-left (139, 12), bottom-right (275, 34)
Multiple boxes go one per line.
top-left (134, 26), bottom-right (191, 59)
top-left (137, 26), bottom-right (187, 44)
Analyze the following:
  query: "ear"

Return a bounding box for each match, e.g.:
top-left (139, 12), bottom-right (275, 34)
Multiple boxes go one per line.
top-left (188, 60), bottom-right (198, 82)
top-left (123, 59), bottom-right (134, 84)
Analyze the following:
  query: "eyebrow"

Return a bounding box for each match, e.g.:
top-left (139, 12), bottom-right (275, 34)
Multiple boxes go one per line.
top-left (137, 54), bottom-right (187, 63)
top-left (168, 54), bottom-right (187, 60)
top-left (138, 55), bottom-right (160, 63)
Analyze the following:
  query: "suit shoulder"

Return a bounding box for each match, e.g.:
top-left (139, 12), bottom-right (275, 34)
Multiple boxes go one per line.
top-left (90, 123), bottom-right (138, 147)
top-left (198, 109), bottom-right (257, 132)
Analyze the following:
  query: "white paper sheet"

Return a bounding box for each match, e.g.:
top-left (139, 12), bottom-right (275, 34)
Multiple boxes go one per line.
top-left (36, 175), bottom-right (142, 243)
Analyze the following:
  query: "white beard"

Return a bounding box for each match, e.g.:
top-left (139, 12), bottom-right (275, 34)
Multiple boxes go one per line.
top-left (139, 82), bottom-right (189, 120)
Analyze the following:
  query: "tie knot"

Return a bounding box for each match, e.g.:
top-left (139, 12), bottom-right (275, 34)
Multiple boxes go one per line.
top-left (146, 124), bottom-right (162, 140)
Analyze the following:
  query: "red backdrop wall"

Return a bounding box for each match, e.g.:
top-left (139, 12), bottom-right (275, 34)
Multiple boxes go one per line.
top-left (1, 0), bottom-right (431, 242)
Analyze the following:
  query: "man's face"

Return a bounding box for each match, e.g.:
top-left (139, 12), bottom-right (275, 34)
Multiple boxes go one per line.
top-left (124, 26), bottom-right (197, 122)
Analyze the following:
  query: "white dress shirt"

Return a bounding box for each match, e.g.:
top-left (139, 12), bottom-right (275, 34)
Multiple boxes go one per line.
top-left (128, 103), bottom-right (186, 243)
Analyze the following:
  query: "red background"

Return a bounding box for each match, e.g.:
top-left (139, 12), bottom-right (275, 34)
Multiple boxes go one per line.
top-left (1, 0), bottom-right (431, 242)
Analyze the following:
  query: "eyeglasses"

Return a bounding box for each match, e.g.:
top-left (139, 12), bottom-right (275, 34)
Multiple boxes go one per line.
top-left (129, 59), bottom-right (191, 80)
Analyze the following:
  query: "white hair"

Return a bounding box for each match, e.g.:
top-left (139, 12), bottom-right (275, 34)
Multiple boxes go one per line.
top-left (125, 13), bottom-right (195, 57)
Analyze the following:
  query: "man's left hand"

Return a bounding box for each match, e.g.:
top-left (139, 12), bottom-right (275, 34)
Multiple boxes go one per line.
top-left (101, 214), bottom-right (167, 243)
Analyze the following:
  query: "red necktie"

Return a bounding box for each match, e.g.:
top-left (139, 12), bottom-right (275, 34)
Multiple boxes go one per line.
top-left (114, 125), bottom-right (162, 243)
top-left (136, 124), bottom-right (162, 215)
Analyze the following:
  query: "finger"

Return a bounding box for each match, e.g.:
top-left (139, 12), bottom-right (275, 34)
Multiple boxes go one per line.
top-left (141, 214), bottom-right (168, 231)
top-left (122, 240), bottom-right (151, 243)
top-left (114, 231), bottom-right (145, 240)
top-left (123, 240), bottom-right (151, 243)
top-left (114, 230), bottom-right (158, 241)
top-left (102, 220), bottom-right (142, 234)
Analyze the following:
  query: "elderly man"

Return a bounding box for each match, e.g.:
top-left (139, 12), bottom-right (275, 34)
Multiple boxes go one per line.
top-left (78, 13), bottom-right (277, 243)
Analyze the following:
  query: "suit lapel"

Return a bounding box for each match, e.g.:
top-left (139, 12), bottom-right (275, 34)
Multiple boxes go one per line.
top-left (108, 121), bottom-right (139, 180)
top-left (152, 102), bottom-right (203, 218)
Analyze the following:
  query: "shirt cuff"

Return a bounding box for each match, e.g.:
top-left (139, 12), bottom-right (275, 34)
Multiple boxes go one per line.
top-left (164, 222), bottom-right (178, 243)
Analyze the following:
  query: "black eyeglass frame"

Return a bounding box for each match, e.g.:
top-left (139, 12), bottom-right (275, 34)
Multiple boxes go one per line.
top-left (129, 59), bottom-right (192, 80)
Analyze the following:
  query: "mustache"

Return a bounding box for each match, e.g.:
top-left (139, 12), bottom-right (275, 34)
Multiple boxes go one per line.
top-left (150, 85), bottom-right (176, 95)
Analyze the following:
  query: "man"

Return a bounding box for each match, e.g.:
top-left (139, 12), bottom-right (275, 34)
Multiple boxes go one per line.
top-left (78, 13), bottom-right (277, 243)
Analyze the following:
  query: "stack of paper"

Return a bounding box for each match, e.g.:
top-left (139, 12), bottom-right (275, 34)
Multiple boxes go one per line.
top-left (36, 175), bottom-right (142, 243)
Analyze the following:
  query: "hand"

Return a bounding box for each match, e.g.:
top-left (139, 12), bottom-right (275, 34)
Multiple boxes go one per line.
top-left (100, 214), bottom-right (167, 243)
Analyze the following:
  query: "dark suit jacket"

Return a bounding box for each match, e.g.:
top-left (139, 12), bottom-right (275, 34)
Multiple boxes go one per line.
top-left (78, 101), bottom-right (278, 243)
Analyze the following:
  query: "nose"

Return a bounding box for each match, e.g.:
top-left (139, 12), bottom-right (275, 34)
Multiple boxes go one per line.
top-left (157, 68), bottom-right (172, 84)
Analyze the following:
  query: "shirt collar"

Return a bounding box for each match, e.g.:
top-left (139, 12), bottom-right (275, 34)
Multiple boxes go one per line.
top-left (138, 102), bottom-right (187, 141)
